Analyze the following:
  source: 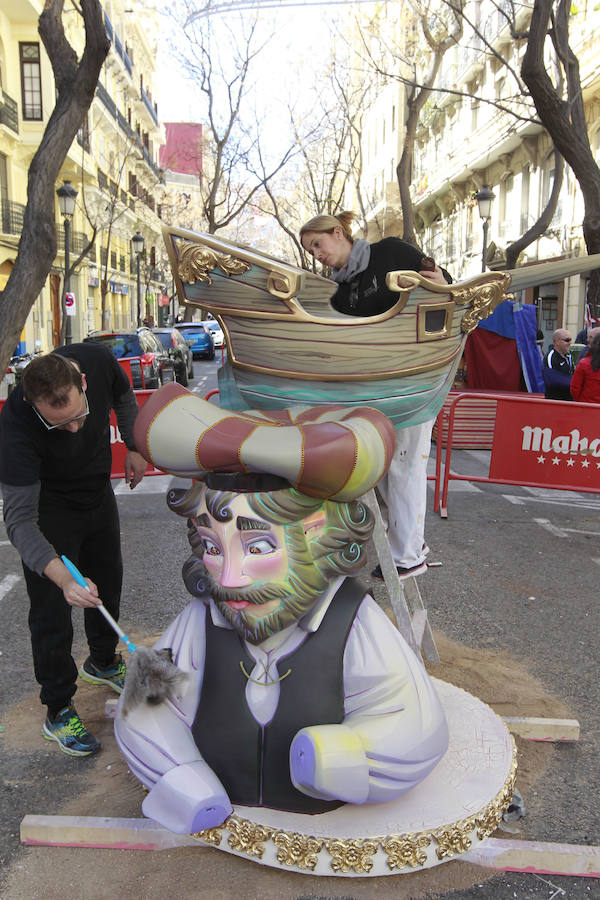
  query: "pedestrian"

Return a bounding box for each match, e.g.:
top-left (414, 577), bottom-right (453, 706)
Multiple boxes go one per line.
top-left (570, 332), bottom-right (600, 403)
top-left (542, 328), bottom-right (574, 400)
top-left (576, 325), bottom-right (600, 360)
top-left (0, 343), bottom-right (147, 756)
top-left (299, 211), bottom-right (451, 580)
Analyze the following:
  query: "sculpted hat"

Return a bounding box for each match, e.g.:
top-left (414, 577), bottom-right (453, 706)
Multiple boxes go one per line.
top-left (133, 382), bottom-right (395, 501)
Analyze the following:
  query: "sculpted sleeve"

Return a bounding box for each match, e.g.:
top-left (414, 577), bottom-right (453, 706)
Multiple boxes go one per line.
top-left (290, 595), bottom-right (449, 804)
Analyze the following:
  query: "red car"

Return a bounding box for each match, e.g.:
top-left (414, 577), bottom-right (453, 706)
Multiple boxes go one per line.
top-left (84, 329), bottom-right (176, 389)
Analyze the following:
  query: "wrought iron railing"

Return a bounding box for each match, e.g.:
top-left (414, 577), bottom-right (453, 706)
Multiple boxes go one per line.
top-left (0, 90), bottom-right (19, 134)
top-left (96, 81), bottom-right (117, 119)
top-left (142, 144), bottom-right (160, 178)
top-left (141, 86), bottom-right (158, 126)
top-left (1, 200), bottom-right (25, 235)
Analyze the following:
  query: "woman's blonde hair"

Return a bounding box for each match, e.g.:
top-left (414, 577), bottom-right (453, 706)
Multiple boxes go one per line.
top-left (300, 211), bottom-right (357, 244)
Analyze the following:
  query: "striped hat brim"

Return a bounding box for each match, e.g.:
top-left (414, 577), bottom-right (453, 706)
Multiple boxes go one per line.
top-left (133, 383), bottom-right (395, 501)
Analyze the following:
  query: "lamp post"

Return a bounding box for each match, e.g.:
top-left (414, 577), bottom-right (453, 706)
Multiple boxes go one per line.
top-left (475, 184), bottom-right (495, 272)
top-left (132, 231), bottom-right (145, 326)
top-left (56, 180), bottom-right (78, 344)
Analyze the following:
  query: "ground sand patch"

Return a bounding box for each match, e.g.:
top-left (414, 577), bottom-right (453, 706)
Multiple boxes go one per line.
top-left (3, 631), bottom-right (570, 900)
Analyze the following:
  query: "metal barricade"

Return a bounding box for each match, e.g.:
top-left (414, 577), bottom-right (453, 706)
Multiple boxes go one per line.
top-left (434, 391), bottom-right (600, 517)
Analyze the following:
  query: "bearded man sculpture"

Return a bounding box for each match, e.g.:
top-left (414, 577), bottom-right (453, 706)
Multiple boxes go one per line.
top-left (114, 383), bottom-right (449, 835)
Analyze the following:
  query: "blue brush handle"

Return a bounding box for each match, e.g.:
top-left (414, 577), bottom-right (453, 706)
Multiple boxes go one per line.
top-left (61, 555), bottom-right (137, 653)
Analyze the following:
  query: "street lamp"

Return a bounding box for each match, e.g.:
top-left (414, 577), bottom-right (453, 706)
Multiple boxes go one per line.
top-left (56, 179), bottom-right (78, 344)
top-left (132, 231), bottom-right (145, 326)
top-left (475, 184), bottom-right (495, 273)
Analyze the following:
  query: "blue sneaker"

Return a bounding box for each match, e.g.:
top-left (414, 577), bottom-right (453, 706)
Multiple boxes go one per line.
top-left (79, 653), bottom-right (126, 694)
top-left (43, 706), bottom-right (100, 757)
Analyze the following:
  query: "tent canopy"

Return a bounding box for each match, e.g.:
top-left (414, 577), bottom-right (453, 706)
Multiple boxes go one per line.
top-left (464, 300), bottom-right (544, 393)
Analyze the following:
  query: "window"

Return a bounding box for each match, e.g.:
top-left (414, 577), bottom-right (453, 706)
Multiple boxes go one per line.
top-left (417, 302), bottom-right (454, 342)
top-left (20, 42), bottom-right (42, 120)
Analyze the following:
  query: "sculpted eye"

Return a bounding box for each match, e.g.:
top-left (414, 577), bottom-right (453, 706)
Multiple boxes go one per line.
top-left (247, 537), bottom-right (276, 555)
top-left (203, 538), bottom-right (221, 556)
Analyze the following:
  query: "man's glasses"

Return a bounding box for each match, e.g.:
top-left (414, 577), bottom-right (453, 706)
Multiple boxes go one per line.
top-left (32, 390), bottom-right (89, 431)
top-left (563, 337), bottom-right (572, 342)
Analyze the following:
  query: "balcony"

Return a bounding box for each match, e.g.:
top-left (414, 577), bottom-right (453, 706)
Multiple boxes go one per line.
top-left (55, 225), bottom-right (94, 256)
top-left (1, 200), bottom-right (25, 235)
top-left (104, 11), bottom-right (113, 42)
top-left (0, 90), bottom-right (19, 134)
top-left (117, 108), bottom-right (137, 144)
top-left (113, 33), bottom-right (133, 78)
top-left (142, 144), bottom-right (160, 179)
top-left (96, 81), bottom-right (117, 119)
top-left (141, 86), bottom-right (159, 127)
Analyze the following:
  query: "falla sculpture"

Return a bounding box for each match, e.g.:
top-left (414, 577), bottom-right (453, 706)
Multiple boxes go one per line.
top-left (161, 225), bottom-right (600, 425)
top-left (114, 384), bottom-right (516, 877)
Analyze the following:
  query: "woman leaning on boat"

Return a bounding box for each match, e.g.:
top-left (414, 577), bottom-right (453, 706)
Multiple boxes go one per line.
top-left (299, 211), bottom-right (451, 581)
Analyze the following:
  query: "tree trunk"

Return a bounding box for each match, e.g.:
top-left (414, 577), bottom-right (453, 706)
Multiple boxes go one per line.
top-left (0, 0), bottom-right (109, 372)
top-left (522, 0), bottom-right (600, 301)
top-left (505, 149), bottom-right (564, 268)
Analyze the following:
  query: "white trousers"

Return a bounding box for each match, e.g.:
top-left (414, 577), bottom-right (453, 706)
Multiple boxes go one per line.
top-left (376, 419), bottom-right (434, 568)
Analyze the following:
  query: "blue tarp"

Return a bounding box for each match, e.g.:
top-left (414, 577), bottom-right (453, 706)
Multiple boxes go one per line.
top-left (477, 300), bottom-right (544, 393)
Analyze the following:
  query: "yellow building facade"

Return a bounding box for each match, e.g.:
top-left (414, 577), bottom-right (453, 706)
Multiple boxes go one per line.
top-left (0, 0), bottom-right (166, 357)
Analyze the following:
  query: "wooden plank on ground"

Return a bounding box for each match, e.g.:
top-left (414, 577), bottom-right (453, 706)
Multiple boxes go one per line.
top-left (463, 837), bottom-right (600, 878)
top-left (502, 716), bottom-right (580, 742)
top-left (20, 815), bottom-right (200, 851)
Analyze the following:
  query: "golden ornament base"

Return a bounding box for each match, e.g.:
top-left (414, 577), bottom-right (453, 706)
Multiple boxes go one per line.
top-left (191, 679), bottom-right (517, 876)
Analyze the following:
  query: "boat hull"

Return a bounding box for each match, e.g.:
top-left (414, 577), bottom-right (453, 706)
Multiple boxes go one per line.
top-left (218, 356), bottom-right (462, 428)
top-left (163, 227), bottom-right (516, 425)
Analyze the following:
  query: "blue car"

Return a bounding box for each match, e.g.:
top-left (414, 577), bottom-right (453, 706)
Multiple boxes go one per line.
top-left (174, 323), bottom-right (215, 360)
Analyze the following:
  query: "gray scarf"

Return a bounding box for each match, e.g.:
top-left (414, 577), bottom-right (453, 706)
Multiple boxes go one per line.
top-left (330, 238), bottom-right (371, 284)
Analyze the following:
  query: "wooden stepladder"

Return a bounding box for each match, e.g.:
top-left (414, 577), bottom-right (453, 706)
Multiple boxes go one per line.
top-left (363, 489), bottom-right (440, 663)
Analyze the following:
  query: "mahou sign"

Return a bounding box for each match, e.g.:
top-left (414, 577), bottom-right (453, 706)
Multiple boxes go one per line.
top-left (489, 397), bottom-right (600, 491)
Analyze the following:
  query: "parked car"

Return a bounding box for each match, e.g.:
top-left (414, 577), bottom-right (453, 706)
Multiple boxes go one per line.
top-left (83, 328), bottom-right (176, 389)
top-left (174, 322), bottom-right (215, 360)
top-left (152, 327), bottom-right (194, 386)
top-left (202, 319), bottom-right (224, 349)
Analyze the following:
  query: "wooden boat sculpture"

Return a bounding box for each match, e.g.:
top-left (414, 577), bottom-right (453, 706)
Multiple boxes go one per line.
top-left (163, 226), bottom-right (600, 427)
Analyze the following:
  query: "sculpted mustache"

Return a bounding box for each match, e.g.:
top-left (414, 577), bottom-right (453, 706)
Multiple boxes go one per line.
top-left (208, 579), bottom-right (291, 606)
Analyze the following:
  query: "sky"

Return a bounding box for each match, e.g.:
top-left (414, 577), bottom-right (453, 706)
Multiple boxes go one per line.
top-left (154, 4), bottom-right (344, 126)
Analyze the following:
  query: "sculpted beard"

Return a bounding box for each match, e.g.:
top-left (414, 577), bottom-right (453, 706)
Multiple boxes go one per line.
top-left (209, 577), bottom-right (322, 645)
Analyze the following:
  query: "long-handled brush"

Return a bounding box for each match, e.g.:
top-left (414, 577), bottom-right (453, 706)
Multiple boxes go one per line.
top-left (62, 556), bottom-right (188, 717)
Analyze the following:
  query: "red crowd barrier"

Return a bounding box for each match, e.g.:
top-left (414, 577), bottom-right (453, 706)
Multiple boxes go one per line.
top-left (433, 391), bottom-right (600, 517)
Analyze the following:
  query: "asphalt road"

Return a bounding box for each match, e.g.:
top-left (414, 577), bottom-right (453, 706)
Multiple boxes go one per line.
top-left (1, 359), bottom-right (598, 899)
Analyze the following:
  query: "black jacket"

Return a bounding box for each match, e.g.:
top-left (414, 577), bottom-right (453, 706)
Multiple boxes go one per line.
top-left (331, 238), bottom-right (426, 317)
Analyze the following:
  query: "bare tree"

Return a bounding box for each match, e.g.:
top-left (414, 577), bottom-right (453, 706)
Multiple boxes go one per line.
top-left (361, 1), bottom-right (569, 262)
top-left (521, 0), bottom-right (600, 300)
top-left (253, 51), bottom-right (377, 269)
top-left (0, 0), bottom-right (109, 372)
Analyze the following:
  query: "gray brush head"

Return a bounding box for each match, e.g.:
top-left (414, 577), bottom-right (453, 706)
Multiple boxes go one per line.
top-left (120, 647), bottom-right (189, 718)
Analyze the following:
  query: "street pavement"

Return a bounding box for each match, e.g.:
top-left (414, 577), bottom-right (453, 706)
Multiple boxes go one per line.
top-left (0, 360), bottom-right (598, 899)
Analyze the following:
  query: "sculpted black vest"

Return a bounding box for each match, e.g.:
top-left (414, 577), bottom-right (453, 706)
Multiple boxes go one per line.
top-left (191, 578), bottom-right (366, 813)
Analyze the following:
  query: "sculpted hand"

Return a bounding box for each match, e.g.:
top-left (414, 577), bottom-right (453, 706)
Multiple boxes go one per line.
top-left (125, 450), bottom-right (147, 489)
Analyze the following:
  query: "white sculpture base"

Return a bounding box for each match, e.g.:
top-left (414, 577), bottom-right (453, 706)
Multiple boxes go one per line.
top-left (189, 679), bottom-right (516, 876)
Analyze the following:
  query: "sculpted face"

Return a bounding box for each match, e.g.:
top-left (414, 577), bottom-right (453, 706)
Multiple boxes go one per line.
top-left (192, 492), bottom-right (322, 644)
